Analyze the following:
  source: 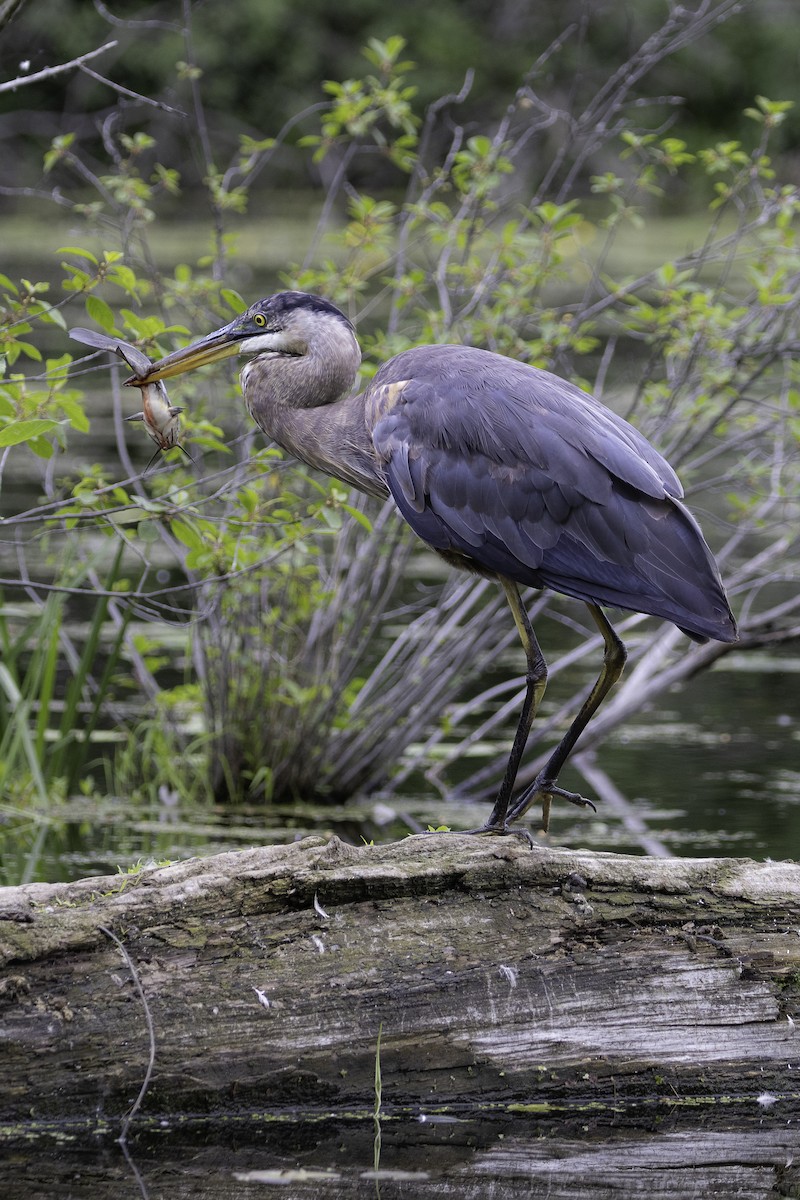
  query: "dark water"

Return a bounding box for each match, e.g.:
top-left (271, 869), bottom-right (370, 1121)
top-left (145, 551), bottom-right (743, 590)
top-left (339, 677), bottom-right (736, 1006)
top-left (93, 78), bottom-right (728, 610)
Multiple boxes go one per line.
top-left (5, 1106), bottom-right (800, 1198)
top-left (578, 653), bottom-right (800, 858)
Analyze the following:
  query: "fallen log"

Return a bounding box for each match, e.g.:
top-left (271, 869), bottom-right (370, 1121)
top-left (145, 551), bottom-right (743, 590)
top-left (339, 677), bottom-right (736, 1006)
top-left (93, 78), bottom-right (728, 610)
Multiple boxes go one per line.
top-left (1, 833), bottom-right (799, 1129)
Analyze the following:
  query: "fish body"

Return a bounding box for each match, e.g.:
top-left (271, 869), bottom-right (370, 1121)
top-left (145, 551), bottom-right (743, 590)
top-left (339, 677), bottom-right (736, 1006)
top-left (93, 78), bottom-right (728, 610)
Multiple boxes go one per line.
top-left (126, 381), bottom-right (184, 449)
top-left (69, 327), bottom-right (185, 456)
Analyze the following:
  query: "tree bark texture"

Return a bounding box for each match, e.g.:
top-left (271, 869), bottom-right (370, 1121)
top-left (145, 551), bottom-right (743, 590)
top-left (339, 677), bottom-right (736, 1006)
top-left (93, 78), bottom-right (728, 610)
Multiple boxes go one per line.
top-left (2, 834), bottom-right (799, 1125)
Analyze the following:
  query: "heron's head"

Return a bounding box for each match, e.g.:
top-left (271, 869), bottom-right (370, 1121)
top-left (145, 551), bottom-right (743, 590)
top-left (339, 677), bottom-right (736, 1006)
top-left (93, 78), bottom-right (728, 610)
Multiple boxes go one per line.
top-left (130, 292), bottom-right (359, 388)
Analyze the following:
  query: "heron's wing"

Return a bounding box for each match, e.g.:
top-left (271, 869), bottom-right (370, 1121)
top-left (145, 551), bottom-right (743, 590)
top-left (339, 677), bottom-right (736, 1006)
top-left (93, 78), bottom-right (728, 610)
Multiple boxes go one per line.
top-left (369, 346), bottom-right (683, 495)
top-left (367, 349), bottom-right (734, 641)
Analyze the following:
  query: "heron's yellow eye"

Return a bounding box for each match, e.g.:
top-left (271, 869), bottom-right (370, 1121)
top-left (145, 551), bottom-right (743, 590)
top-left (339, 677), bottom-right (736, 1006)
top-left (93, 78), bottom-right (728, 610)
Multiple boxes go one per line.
top-left (253, 313), bottom-right (267, 327)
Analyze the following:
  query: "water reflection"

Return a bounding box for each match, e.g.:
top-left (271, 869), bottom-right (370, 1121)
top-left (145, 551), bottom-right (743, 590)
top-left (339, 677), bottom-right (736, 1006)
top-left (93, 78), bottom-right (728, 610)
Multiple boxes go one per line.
top-left (5, 1107), bottom-right (799, 1198)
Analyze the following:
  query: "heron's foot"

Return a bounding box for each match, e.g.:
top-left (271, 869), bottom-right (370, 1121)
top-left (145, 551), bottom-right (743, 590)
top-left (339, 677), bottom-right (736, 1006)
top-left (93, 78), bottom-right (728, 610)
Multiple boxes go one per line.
top-left (466, 823), bottom-right (536, 847)
top-left (507, 779), bottom-right (596, 825)
top-left (421, 821), bottom-right (535, 846)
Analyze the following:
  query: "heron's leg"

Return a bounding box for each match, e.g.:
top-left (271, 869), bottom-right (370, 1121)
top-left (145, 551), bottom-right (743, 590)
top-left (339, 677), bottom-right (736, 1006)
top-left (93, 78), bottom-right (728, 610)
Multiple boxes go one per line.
top-left (481, 579), bottom-right (548, 832)
top-left (507, 603), bottom-right (627, 831)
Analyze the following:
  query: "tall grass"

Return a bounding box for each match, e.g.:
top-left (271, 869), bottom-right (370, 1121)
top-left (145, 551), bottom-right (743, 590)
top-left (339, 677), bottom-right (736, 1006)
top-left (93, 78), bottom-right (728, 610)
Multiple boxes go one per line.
top-left (0, 540), bottom-right (134, 876)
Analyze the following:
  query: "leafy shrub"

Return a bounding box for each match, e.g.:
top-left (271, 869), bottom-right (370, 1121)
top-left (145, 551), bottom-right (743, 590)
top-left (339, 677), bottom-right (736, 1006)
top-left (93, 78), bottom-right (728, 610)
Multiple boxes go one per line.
top-left (0, 5), bottom-right (798, 847)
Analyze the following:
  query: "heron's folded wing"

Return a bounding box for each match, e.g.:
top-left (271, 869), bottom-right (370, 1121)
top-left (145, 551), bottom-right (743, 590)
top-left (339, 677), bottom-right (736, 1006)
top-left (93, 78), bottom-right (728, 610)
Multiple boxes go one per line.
top-left (369, 366), bottom-right (734, 641)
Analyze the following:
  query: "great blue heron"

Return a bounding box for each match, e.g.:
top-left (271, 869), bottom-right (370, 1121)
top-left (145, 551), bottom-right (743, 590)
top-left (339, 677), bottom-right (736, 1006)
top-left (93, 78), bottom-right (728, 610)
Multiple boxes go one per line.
top-left (136, 291), bottom-right (738, 833)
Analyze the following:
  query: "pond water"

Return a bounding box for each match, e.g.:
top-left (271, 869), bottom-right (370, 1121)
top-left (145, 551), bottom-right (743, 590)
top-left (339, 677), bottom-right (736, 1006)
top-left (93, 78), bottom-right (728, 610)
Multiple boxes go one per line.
top-left (5, 1107), bottom-right (800, 1199)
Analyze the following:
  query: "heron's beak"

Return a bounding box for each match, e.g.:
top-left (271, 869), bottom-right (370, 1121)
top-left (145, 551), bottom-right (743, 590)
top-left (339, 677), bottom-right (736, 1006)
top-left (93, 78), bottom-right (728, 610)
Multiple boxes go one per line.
top-left (128, 320), bottom-right (244, 385)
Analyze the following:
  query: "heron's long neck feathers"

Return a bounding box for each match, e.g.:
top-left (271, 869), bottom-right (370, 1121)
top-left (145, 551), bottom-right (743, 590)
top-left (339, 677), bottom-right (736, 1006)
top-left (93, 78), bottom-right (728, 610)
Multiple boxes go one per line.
top-left (240, 312), bottom-right (388, 499)
top-left (267, 388), bottom-right (387, 498)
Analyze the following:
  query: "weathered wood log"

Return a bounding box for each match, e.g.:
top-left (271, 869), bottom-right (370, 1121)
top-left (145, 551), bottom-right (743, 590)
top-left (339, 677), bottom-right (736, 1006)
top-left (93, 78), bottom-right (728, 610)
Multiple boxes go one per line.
top-left (2, 833), bottom-right (799, 1135)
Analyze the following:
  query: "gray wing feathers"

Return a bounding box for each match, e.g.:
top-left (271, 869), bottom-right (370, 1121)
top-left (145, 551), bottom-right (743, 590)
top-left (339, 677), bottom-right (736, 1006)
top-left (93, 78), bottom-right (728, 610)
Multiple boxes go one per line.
top-left (368, 346), bottom-right (733, 640)
top-left (371, 346), bottom-right (683, 500)
top-left (369, 351), bottom-right (677, 574)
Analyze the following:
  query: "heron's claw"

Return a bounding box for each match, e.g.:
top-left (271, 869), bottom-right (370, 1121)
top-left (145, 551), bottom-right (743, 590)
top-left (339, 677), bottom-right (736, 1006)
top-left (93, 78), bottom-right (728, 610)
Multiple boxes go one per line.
top-left (507, 780), bottom-right (596, 824)
top-left (546, 784), bottom-right (596, 813)
top-left (422, 823), bottom-right (535, 847)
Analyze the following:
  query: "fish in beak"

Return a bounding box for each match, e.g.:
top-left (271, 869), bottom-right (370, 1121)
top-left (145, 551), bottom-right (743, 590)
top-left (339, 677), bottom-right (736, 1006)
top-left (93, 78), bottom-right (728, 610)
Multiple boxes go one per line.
top-left (69, 326), bottom-right (190, 464)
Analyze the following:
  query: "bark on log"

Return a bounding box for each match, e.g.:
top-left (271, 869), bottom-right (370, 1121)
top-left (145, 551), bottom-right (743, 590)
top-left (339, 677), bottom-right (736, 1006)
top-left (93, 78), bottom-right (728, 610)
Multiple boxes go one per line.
top-left (1, 833), bottom-right (799, 1138)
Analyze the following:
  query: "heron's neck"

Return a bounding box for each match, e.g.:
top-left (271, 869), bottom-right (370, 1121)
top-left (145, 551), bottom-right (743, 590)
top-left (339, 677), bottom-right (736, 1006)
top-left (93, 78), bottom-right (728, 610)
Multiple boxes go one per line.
top-left (241, 347), bottom-right (388, 499)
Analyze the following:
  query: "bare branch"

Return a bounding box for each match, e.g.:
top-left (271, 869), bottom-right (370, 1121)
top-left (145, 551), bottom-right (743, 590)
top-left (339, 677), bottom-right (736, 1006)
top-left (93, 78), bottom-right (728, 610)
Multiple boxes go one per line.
top-left (93, 0), bottom-right (180, 32)
top-left (78, 64), bottom-right (187, 116)
top-left (0, 40), bottom-right (117, 95)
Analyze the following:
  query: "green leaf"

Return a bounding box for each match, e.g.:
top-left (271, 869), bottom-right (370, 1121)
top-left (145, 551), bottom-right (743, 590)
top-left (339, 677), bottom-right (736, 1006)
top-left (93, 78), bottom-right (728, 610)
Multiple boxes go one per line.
top-left (85, 294), bottom-right (115, 333)
top-left (119, 310), bottom-right (147, 338)
top-left (45, 353), bottom-right (72, 391)
top-left (221, 288), bottom-right (246, 314)
top-left (171, 519), bottom-right (203, 550)
top-left (0, 418), bottom-right (59, 447)
top-left (25, 434), bottom-right (55, 458)
top-left (341, 504), bottom-right (373, 532)
top-left (108, 264), bottom-right (140, 295)
top-left (57, 246), bottom-right (98, 264)
top-left (58, 397), bottom-right (91, 433)
top-left (35, 302), bottom-right (67, 330)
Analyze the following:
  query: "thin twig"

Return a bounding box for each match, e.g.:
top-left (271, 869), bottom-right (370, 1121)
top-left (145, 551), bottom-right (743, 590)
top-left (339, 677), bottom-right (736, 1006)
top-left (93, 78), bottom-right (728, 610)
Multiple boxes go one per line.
top-left (78, 63), bottom-right (187, 115)
top-left (94, 0), bottom-right (180, 31)
top-left (98, 924), bottom-right (156, 1144)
